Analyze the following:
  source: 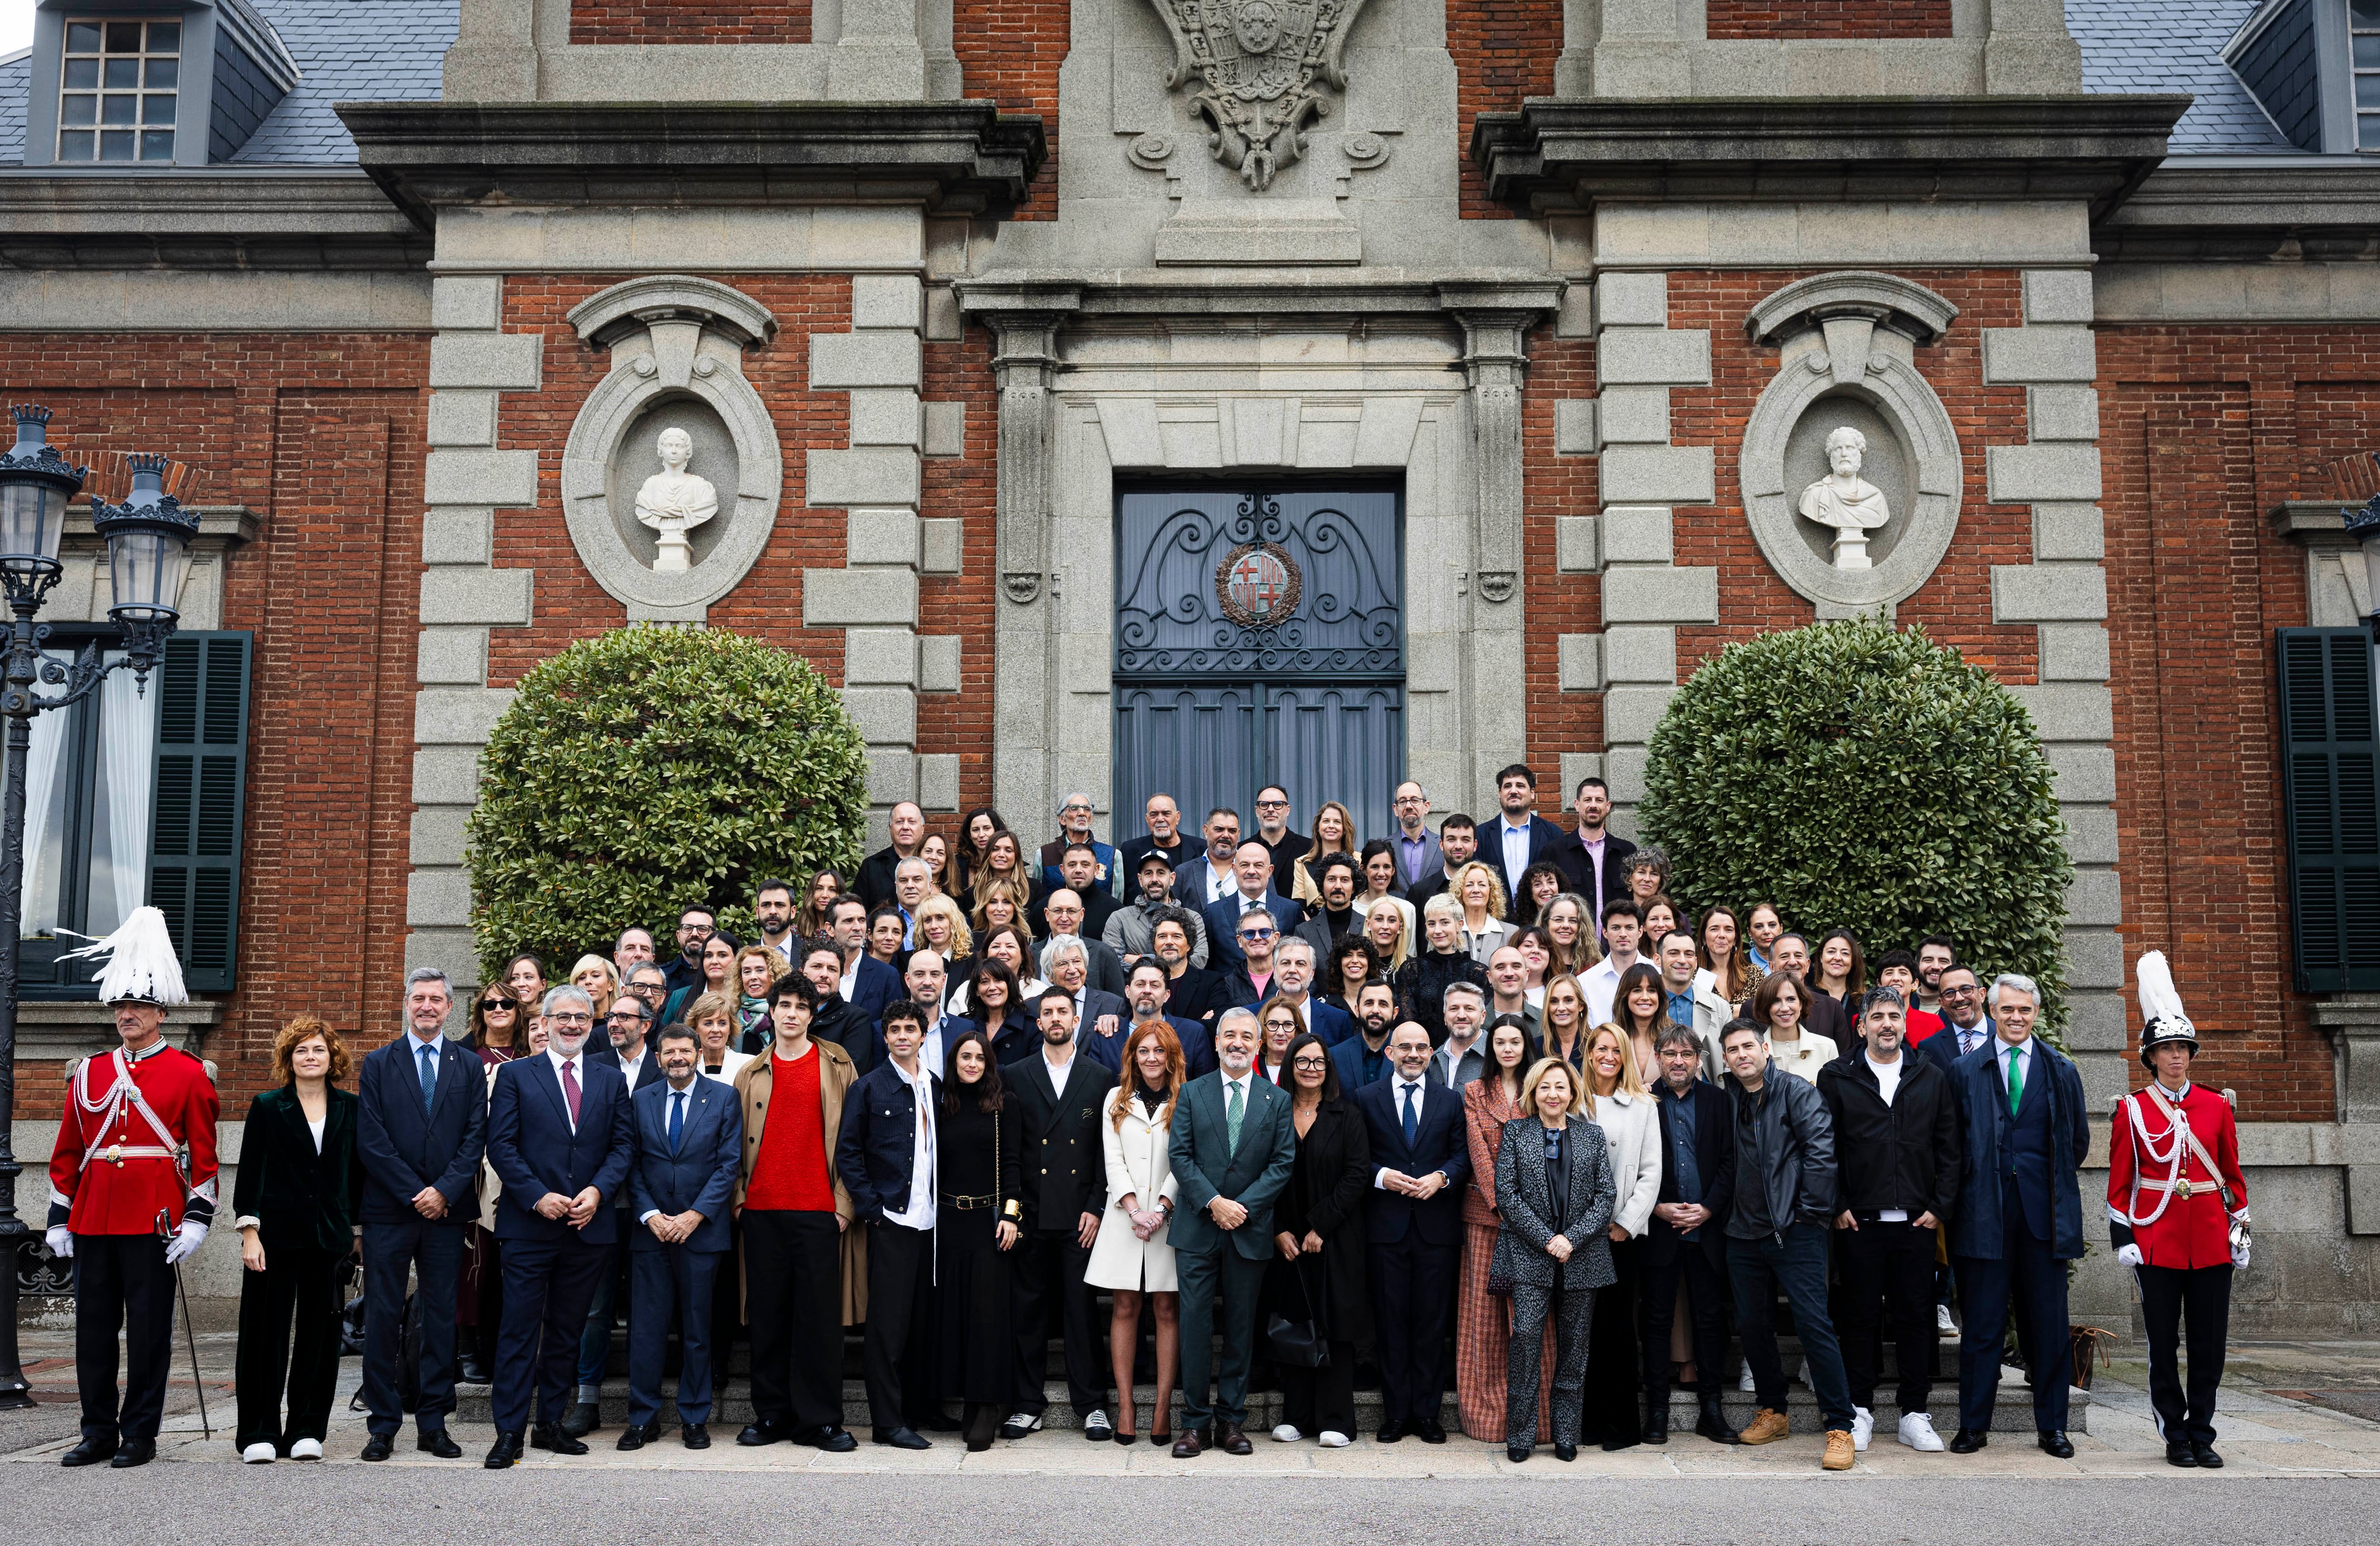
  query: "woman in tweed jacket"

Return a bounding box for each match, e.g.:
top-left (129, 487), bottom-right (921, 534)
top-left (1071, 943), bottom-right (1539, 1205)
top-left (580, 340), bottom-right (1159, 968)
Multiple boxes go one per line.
top-left (1493, 1058), bottom-right (1617, 1462)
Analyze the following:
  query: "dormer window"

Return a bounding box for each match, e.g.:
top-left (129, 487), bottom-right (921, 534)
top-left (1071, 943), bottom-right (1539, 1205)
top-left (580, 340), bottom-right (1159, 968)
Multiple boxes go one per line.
top-left (57, 18), bottom-right (180, 163)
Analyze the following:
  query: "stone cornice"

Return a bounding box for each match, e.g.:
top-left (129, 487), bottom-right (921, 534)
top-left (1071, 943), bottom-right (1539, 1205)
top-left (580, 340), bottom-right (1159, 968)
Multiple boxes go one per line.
top-left (0, 170), bottom-right (426, 271)
top-left (336, 101), bottom-right (1048, 225)
top-left (2096, 158), bottom-right (2380, 262)
top-left (1470, 95), bottom-right (2189, 218)
top-left (954, 269), bottom-right (1560, 323)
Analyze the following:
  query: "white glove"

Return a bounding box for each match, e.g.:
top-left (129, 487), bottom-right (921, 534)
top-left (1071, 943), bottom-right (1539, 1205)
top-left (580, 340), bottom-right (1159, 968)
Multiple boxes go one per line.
top-left (2115, 1243), bottom-right (2142, 1269)
top-left (43, 1225), bottom-right (72, 1260)
top-left (162, 1218), bottom-right (207, 1266)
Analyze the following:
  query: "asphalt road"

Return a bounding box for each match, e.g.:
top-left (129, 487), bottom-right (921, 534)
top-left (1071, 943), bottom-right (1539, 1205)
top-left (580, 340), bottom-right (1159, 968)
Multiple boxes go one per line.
top-left (6, 1468), bottom-right (2379, 1545)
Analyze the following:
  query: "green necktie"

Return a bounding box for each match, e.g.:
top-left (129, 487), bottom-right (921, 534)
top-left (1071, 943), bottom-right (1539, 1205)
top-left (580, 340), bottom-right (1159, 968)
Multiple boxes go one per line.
top-left (2004, 1045), bottom-right (2024, 1117)
top-left (1226, 1078), bottom-right (1245, 1152)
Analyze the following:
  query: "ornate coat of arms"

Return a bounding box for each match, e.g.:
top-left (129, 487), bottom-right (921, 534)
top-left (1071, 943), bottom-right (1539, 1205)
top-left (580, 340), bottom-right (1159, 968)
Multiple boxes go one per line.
top-left (1144, 0), bottom-right (1372, 191)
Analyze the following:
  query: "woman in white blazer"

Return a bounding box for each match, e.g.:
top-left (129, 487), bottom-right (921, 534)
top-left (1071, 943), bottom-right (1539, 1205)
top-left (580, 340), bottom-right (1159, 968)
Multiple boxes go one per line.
top-left (1581, 1022), bottom-right (1664, 1449)
top-left (1085, 1020), bottom-right (1185, 1445)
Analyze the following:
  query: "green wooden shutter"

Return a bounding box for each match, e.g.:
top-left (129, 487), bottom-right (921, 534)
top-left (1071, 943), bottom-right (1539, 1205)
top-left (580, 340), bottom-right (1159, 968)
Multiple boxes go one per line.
top-left (148, 632), bottom-right (251, 994)
top-left (2278, 628), bottom-right (2380, 993)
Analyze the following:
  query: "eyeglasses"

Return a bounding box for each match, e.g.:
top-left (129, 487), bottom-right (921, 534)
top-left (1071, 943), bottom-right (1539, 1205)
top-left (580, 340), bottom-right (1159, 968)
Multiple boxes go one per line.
top-left (1291, 1057), bottom-right (1328, 1071)
top-left (549, 1012), bottom-right (593, 1026)
top-left (1939, 984), bottom-right (1979, 997)
top-left (1393, 795), bottom-right (1425, 806)
top-left (1255, 798), bottom-right (1288, 810)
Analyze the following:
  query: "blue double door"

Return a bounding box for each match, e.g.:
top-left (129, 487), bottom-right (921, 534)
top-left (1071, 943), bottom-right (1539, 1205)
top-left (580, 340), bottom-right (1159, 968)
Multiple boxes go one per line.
top-left (1112, 489), bottom-right (1405, 846)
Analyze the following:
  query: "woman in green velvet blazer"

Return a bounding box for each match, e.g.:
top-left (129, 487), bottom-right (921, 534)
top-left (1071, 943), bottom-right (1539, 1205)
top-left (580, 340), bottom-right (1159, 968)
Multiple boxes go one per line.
top-left (230, 1017), bottom-right (362, 1462)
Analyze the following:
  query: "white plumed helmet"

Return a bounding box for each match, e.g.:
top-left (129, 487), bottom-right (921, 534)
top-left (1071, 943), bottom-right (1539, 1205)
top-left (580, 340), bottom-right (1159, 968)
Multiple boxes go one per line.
top-left (59, 905), bottom-right (189, 1007)
top-left (2134, 949), bottom-right (2196, 1067)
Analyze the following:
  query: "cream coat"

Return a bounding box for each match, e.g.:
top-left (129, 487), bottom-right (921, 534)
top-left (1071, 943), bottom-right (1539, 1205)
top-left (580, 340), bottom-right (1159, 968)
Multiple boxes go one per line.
top-left (1085, 1085), bottom-right (1180, 1292)
top-left (1589, 1088), bottom-right (1665, 1240)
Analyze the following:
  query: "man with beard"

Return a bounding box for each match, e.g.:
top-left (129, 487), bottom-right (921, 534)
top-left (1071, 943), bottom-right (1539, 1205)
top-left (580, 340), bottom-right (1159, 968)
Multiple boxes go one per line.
top-left (754, 879), bottom-right (800, 966)
top-left (1108, 849), bottom-right (1212, 967)
top-left (1404, 815), bottom-right (1478, 913)
top-left (1150, 908), bottom-right (1227, 1026)
top-left (1126, 958), bottom-right (1216, 1077)
top-left (1328, 982), bottom-right (1402, 1092)
top-left (1292, 853), bottom-right (1363, 960)
top-left (798, 940), bottom-right (874, 1074)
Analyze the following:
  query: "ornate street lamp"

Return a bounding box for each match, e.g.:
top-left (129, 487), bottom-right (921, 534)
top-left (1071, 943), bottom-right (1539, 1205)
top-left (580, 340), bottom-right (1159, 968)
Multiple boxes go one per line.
top-left (2347, 473), bottom-right (2380, 633)
top-left (0, 406), bottom-right (198, 1408)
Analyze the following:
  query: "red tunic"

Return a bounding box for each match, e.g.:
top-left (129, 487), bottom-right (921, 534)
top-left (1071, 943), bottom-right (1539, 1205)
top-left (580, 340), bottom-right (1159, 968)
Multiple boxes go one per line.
top-left (2106, 1081), bottom-right (2245, 1271)
top-left (48, 1042), bottom-right (220, 1237)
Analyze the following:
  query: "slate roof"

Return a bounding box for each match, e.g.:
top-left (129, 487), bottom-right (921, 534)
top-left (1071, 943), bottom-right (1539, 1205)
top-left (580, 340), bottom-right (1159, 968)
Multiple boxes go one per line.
top-left (0, 0), bottom-right (455, 167)
top-left (2069, 0), bottom-right (2298, 153)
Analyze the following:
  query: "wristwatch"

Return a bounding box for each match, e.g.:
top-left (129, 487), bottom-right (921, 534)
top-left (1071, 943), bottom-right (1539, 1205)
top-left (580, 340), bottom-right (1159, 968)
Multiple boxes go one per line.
top-left (1157, 1198), bottom-right (1175, 1219)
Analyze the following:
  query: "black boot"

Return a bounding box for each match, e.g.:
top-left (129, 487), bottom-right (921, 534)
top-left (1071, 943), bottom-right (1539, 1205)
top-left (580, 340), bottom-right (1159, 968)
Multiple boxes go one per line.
top-left (1695, 1394), bottom-right (1740, 1445)
top-left (1643, 1392), bottom-right (1670, 1445)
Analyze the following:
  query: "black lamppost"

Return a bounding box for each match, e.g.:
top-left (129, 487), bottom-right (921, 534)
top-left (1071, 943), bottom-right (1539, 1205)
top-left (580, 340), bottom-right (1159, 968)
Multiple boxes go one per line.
top-left (0, 405), bottom-right (198, 1408)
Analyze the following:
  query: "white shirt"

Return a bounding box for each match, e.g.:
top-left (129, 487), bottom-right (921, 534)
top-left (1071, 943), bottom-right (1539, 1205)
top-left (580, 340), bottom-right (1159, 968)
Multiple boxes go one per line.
top-left (1867, 1051), bottom-right (1908, 1223)
top-left (839, 958), bottom-right (859, 1002)
top-left (1041, 1039), bottom-right (1078, 1100)
top-left (1582, 955), bottom-right (1633, 1027)
top-left (617, 1046), bottom-right (648, 1092)
top-left (883, 1058), bottom-right (938, 1232)
top-left (406, 1029), bottom-right (446, 1100)
top-left (1434, 1035), bottom-right (1480, 1090)
top-left (1499, 818), bottom-right (1532, 895)
top-left (306, 1115), bottom-right (325, 1152)
top-left (545, 1046), bottom-right (586, 1132)
top-left (1198, 858), bottom-right (1235, 904)
top-left (1949, 1017), bottom-right (1993, 1059)
top-left (1998, 1036), bottom-right (2035, 1095)
top-left (1375, 1076), bottom-right (1438, 1190)
top-left (638, 1079), bottom-right (704, 1225)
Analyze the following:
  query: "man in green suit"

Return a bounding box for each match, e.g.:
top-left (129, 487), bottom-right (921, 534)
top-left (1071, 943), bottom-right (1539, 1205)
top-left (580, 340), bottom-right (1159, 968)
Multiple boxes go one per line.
top-left (1166, 1007), bottom-right (1297, 1457)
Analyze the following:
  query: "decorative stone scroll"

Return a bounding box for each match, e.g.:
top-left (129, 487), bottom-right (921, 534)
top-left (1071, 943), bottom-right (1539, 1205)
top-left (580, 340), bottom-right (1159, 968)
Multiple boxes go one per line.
top-left (1144, 0), bottom-right (1374, 191)
top-left (558, 276), bottom-right (783, 621)
top-left (1736, 271), bottom-right (1965, 618)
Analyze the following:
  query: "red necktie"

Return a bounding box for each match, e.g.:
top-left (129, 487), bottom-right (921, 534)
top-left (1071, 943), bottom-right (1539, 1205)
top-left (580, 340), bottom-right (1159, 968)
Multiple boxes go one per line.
top-left (562, 1059), bottom-right (582, 1126)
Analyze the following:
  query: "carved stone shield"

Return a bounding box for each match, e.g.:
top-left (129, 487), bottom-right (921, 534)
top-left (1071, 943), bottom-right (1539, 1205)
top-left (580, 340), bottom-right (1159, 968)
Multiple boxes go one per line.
top-left (1200, 0), bottom-right (1317, 101)
top-left (1148, 0), bottom-right (1371, 190)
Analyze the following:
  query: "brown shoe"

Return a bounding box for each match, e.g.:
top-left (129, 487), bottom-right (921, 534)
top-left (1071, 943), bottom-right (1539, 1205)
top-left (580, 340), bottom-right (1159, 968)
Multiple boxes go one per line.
top-left (1739, 1408), bottom-right (1791, 1446)
top-left (1219, 1422), bottom-right (1254, 1456)
top-left (1170, 1428), bottom-right (1207, 1459)
top-left (1822, 1429), bottom-right (1855, 1470)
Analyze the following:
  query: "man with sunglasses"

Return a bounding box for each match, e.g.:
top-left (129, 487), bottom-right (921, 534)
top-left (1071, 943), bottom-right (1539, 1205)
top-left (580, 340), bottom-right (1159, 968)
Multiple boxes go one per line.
top-left (1200, 840), bottom-right (1302, 970)
top-left (1213, 909), bottom-right (1287, 1014)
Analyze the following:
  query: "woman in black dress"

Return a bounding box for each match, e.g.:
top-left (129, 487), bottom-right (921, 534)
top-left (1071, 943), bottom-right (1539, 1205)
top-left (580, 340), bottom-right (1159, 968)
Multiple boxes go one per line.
top-left (935, 1028), bottom-right (1023, 1451)
top-left (1263, 1033), bottom-right (1373, 1447)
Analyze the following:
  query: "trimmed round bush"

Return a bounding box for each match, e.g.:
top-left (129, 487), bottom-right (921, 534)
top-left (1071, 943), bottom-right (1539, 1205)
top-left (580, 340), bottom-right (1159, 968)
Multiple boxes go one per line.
top-left (1638, 615), bottom-right (2073, 1028)
top-left (465, 623), bottom-right (867, 980)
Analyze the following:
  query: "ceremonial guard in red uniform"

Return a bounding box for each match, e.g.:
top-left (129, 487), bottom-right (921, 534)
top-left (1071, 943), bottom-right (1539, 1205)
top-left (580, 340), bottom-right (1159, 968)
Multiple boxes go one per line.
top-left (2107, 950), bottom-right (2248, 1471)
top-left (43, 908), bottom-right (217, 1469)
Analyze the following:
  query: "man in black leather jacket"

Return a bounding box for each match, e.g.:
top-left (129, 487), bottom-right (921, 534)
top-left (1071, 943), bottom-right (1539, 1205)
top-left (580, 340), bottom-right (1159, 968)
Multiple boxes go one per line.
top-left (1718, 1017), bottom-right (1858, 1468)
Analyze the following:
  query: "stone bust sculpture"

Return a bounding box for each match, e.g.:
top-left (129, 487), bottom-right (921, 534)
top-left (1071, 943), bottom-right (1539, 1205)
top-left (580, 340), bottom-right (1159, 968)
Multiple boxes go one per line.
top-left (633, 427), bottom-right (718, 572)
top-left (1796, 426), bottom-right (1891, 570)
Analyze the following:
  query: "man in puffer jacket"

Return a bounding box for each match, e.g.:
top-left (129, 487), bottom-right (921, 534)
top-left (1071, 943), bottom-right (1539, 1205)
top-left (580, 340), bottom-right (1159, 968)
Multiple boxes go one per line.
top-left (1718, 1016), bottom-right (1857, 1470)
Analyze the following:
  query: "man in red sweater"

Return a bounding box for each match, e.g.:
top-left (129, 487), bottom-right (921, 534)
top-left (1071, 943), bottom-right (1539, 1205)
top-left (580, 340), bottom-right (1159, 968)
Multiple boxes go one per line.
top-left (731, 971), bottom-right (859, 1453)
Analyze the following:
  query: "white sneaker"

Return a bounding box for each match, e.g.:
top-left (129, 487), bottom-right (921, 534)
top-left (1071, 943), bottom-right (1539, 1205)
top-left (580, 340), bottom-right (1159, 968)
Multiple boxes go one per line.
top-left (1318, 1430), bottom-right (1351, 1448)
top-left (1850, 1407), bottom-right (1873, 1452)
top-left (1271, 1424), bottom-right (1302, 1443)
top-left (289, 1437), bottom-right (323, 1461)
top-left (241, 1442), bottom-right (276, 1464)
top-left (1936, 1304), bottom-right (1956, 1337)
top-left (1898, 1412), bottom-right (1945, 1452)
top-left (1737, 1362), bottom-right (1756, 1393)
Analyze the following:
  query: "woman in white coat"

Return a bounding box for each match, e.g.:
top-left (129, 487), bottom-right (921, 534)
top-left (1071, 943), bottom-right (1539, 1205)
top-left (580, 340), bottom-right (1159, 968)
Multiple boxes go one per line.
top-left (1581, 1022), bottom-right (1664, 1449)
top-left (1085, 1020), bottom-right (1185, 1445)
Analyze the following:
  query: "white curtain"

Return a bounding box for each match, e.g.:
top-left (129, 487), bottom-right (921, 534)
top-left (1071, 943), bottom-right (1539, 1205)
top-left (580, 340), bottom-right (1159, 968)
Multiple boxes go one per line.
top-left (15, 656), bottom-right (69, 934)
top-left (99, 653), bottom-right (157, 930)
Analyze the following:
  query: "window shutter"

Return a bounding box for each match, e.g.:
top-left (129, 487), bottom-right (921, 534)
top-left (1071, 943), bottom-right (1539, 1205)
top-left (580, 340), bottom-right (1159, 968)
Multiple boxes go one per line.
top-left (148, 632), bottom-right (250, 994)
top-left (2277, 628), bottom-right (2380, 993)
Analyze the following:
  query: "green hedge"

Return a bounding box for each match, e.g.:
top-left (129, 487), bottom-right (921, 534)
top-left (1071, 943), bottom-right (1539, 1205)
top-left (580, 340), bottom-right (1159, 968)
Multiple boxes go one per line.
top-left (1638, 615), bottom-right (2073, 1031)
top-left (464, 624), bottom-right (867, 981)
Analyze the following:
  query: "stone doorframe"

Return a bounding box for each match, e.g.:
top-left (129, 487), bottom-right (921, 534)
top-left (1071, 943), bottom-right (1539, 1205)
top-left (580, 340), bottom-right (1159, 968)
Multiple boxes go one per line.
top-left (953, 273), bottom-right (1560, 851)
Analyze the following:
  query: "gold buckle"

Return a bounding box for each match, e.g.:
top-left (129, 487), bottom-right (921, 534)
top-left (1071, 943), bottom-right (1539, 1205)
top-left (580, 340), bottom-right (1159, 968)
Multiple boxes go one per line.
top-left (2174, 1178), bottom-right (2194, 1199)
top-left (105, 1144), bottom-right (122, 1166)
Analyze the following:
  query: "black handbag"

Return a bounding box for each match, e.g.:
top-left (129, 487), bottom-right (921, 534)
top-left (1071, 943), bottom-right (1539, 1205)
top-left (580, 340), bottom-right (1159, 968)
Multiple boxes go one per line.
top-left (1264, 1260), bottom-right (1329, 1368)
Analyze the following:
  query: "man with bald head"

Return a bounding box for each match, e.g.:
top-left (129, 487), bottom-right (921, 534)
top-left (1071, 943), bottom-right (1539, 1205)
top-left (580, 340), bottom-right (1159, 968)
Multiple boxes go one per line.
top-left (872, 949), bottom-right (975, 1073)
top-left (1200, 841), bottom-right (1302, 969)
top-left (1036, 887), bottom-right (1128, 997)
top-left (855, 801), bottom-right (927, 911)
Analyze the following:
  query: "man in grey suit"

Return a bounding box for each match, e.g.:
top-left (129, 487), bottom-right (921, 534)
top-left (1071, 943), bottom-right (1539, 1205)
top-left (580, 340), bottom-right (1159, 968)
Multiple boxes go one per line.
top-left (1166, 1007), bottom-right (1297, 1457)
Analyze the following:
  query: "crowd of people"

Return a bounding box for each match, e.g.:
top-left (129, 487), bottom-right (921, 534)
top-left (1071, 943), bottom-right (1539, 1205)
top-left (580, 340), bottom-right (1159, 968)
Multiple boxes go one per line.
top-left (46, 771), bottom-right (2250, 1475)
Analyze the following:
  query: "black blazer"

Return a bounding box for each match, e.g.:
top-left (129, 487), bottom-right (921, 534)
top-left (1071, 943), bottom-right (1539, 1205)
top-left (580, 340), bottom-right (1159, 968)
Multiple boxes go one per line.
top-left (355, 1035), bottom-right (487, 1226)
top-left (1645, 1079), bottom-right (1736, 1269)
top-left (1272, 1097), bottom-right (1375, 1346)
top-left (1352, 1075), bottom-right (1469, 1247)
top-left (1009, 1052), bottom-right (1116, 1233)
top-left (232, 1085), bottom-right (363, 1256)
top-left (1547, 829), bottom-right (1636, 907)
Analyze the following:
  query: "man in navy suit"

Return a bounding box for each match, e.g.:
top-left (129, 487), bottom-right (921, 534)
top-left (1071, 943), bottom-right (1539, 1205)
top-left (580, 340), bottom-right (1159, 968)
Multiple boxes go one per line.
top-left (482, 985), bottom-right (636, 1468)
top-left (1353, 1021), bottom-right (1469, 1442)
top-left (355, 967), bottom-right (486, 1461)
top-left (830, 897), bottom-right (902, 1035)
top-left (1946, 974), bottom-right (2088, 1458)
top-left (621, 1025), bottom-right (740, 1451)
top-left (1124, 959), bottom-right (1215, 1078)
top-left (568, 993), bottom-right (668, 1436)
top-left (1200, 843), bottom-right (1304, 969)
top-left (1921, 965), bottom-right (1996, 1075)
top-left (1484, 763), bottom-right (1567, 912)
top-left (1165, 1007), bottom-right (1297, 1456)
top-left (1329, 984), bottom-right (1401, 1093)
top-left (837, 999), bottom-right (942, 1448)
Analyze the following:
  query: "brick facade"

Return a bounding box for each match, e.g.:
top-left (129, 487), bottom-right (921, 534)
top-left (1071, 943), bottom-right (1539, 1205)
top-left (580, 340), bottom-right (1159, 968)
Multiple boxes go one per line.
top-left (954, 0), bottom-right (1066, 220)
top-left (1704, 0), bottom-right (1954, 39)
top-left (1446, 0), bottom-right (1560, 219)
top-left (568, 1), bottom-right (811, 45)
top-left (1521, 330), bottom-right (1601, 790)
top-left (918, 327), bottom-right (1001, 823)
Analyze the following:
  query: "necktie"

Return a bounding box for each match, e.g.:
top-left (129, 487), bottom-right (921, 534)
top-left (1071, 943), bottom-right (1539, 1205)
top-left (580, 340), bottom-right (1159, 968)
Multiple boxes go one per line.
top-left (1402, 1082), bottom-right (1419, 1147)
top-left (2004, 1045), bottom-right (2024, 1117)
top-left (562, 1058), bottom-right (582, 1127)
top-left (417, 1043), bottom-right (436, 1113)
top-left (1225, 1079), bottom-right (1244, 1152)
top-left (668, 1089), bottom-right (684, 1155)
